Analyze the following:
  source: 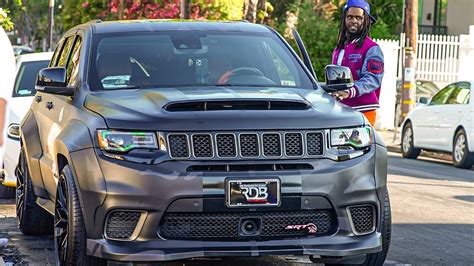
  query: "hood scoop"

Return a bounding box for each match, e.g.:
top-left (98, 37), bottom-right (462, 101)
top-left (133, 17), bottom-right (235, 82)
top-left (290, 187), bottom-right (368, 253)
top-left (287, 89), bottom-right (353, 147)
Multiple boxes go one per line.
top-left (164, 100), bottom-right (311, 112)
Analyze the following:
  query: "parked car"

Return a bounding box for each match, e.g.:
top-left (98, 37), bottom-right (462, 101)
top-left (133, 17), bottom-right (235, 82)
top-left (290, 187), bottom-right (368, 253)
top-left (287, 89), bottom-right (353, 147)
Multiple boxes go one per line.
top-left (401, 81), bottom-right (474, 168)
top-left (12, 45), bottom-right (34, 56)
top-left (0, 52), bottom-right (53, 199)
top-left (17, 20), bottom-right (390, 265)
top-left (394, 79), bottom-right (440, 126)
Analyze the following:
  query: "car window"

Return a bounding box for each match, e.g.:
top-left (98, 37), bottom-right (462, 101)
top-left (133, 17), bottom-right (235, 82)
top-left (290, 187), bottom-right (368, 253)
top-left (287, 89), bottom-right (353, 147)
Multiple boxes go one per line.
top-left (88, 31), bottom-right (314, 90)
top-left (446, 82), bottom-right (470, 104)
top-left (430, 84), bottom-right (455, 105)
top-left (67, 36), bottom-right (82, 86)
top-left (57, 37), bottom-right (75, 68)
top-left (50, 39), bottom-right (64, 67)
top-left (13, 60), bottom-right (50, 97)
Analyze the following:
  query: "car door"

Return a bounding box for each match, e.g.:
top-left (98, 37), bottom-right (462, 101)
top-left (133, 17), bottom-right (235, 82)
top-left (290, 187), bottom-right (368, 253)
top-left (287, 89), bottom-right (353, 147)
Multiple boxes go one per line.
top-left (411, 84), bottom-right (455, 148)
top-left (34, 34), bottom-right (80, 198)
top-left (435, 82), bottom-right (471, 152)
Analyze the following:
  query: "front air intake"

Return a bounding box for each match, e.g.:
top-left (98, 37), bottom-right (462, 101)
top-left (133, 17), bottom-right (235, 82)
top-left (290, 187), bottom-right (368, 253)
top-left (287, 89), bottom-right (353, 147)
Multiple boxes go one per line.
top-left (164, 100), bottom-right (311, 111)
top-left (347, 205), bottom-right (376, 235)
top-left (105, 211), bottom-right (142, 240)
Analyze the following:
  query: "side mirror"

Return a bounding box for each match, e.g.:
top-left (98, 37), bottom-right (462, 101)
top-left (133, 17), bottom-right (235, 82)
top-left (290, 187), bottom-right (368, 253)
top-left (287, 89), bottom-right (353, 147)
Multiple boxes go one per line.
top-left (419, 97), bottom-right (429, 104)
top-left (7, 123), bottom-right (20, 141)
top-left (36, 67), bottom-right (75, 96)
top-left (320, 65), bottom-right (354, 92)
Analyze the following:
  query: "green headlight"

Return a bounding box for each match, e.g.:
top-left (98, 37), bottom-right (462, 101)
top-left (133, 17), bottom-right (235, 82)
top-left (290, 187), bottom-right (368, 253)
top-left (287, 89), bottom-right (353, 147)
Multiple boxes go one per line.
top-left (97, 130), bottom-right (158, 153)
top-left (330, 127), bottom-right (373, 149)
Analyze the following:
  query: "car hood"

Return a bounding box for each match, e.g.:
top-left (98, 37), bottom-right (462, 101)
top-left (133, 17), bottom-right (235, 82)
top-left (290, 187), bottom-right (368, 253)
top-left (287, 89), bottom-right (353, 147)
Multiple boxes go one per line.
top-left (84, 86), bottom-right (365, 130)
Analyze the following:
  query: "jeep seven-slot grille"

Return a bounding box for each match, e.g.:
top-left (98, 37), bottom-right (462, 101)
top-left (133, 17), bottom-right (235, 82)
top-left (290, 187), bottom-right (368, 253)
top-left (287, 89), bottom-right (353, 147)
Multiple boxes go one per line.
top-left (159, 210), bottom-right (336, 240)
top-left (167, 131), bottom-right (325, 160)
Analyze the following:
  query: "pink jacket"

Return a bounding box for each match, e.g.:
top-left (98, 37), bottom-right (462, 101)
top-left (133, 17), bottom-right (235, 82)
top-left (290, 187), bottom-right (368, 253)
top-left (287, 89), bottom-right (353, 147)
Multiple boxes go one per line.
top-left (332, 37), bottom-right (384, 112)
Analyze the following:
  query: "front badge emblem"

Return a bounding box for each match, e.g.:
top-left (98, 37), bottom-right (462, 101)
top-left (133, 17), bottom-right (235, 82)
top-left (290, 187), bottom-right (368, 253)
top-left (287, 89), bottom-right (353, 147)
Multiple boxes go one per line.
top-left (285, 223), bottom-right (318, 234)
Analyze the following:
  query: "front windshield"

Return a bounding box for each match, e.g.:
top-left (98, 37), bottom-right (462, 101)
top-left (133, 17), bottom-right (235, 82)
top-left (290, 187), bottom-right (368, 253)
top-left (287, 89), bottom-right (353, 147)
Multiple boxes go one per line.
top-left (88, 30), bottom-right (314, 90)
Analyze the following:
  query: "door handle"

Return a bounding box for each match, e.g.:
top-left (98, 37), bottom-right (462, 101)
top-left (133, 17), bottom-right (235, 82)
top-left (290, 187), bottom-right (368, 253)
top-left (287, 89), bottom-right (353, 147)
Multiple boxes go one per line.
top-left (46, 102), bottom-right (53, 110)
top-left (35, 96), bottom-right (42, 103)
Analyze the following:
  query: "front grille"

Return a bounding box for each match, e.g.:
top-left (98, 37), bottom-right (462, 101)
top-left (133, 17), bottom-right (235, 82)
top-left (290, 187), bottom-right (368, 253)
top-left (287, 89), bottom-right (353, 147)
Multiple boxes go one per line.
top-left (192, 134), bottom-right (213, 158)
top-left (239, 134), bottom-right (259, 157)
top-left (216, 134), bottom-right (237, 157)
top-left (348, 205), bottom-right (375, 235)
top-left (285, 133), bottom-right (303, 156)
top-left (262, 133), bottom-right (282, 157)
top-left (168, 134), bottom-right (189, 158)
top-left (159, 210), bottom-right (336, 241)
top-left (105, 211), bottom-right (141, 240)
top-left (167, 130), bottom-right (325, 160)
top-left (306, 132), bottom-right (324, 155)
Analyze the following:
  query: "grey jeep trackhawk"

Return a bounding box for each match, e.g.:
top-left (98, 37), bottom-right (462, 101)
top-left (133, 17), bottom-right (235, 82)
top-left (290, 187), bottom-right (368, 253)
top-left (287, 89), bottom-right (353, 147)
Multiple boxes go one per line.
top-left (15, 20), bottom-right (390, 265)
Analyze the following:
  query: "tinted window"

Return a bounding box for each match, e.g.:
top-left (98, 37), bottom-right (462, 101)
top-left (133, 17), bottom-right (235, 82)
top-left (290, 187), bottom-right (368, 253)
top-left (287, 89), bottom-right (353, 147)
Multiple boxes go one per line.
top-left (430, 84), bottom-right (455, 105)
top-left (13, 60), bottom-right (50, 97)
top-left (88, 31), bottom-right (314, 90)
top-left (67, 36), bottom-right (82, 86)
top-left (50, 39), bottom-right (64, 67)
top-left (57, 37), bottom-right (74, 67)
top-left (446, 83), bottom-right (470, 104)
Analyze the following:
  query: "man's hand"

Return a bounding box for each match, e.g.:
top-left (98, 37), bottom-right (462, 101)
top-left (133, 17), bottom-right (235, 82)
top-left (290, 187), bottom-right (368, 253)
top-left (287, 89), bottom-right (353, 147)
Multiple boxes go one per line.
top-left (329, 90), bottom-right (350, 101)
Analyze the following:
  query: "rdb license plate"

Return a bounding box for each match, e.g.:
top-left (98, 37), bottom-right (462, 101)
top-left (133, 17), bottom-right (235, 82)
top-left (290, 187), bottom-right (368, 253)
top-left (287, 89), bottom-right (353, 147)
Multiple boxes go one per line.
top-left (226, 179), bottom-right (280, 208)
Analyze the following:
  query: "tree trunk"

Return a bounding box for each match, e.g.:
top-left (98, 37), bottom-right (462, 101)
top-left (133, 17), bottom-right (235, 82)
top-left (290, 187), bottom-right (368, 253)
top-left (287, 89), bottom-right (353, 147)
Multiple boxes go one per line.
top-left (118, 0), bottom-right (125, 20)
top-left (244, 0), bottom-right (258, 23)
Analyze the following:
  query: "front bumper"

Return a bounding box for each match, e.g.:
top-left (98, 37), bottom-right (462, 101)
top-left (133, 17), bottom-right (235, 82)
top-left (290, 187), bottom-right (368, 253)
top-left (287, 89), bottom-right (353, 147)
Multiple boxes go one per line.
top-left (69, 144), bottom-right (387, 261)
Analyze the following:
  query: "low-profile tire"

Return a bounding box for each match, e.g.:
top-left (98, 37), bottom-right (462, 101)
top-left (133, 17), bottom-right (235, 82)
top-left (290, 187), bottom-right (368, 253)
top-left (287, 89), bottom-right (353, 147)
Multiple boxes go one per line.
top-left (453, 129), bottom-right (474, 169)
top-left (362, 190), bottom-right (392, 266)
top-left (401, 122), bottom-right (421, 159)
top-left (16, 148), bottom-right (53, 235)
top-left (54, 164), bottom-right (105, 266)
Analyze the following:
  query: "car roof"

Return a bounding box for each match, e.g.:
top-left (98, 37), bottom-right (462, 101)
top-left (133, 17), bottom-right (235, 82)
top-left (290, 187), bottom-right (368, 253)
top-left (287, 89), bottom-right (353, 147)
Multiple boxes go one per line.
top-left (16, 52), bottom-right (53, 63)
top-left (88, 20), bottom-right (271, 35)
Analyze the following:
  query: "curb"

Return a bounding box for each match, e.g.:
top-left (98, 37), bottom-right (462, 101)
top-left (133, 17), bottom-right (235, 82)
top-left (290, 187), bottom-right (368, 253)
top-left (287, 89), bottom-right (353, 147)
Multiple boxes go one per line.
top-left (386, 143), bottom-right (452, 162)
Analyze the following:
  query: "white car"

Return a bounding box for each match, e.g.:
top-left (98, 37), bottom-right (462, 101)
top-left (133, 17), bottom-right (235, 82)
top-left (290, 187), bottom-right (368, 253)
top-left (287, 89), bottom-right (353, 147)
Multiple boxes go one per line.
top-left (401, 81), bottom-right (474, 168)
top-left (1, 52), bottom-right (53, 198)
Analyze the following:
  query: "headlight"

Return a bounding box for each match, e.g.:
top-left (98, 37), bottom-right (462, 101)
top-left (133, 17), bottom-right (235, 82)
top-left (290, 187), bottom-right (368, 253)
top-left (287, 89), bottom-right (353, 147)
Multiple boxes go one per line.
top-left (330, 126), bottom-right (373, 149)
top-left (97, 130), bottom-right (158, 153)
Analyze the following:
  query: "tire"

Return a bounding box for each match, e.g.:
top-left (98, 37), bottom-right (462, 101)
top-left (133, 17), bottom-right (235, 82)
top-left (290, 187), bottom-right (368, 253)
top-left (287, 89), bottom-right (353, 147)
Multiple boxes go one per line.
top-left (16, 148), bottom-right (53, 235)
top-left (54, 165), bottom-right (105, 266)
top-left (361, 190), bottom-right (392, 266)
top-left (453, 129), bottom-right (474, 169)
top-left (401, 122), bottom-right (421, 159)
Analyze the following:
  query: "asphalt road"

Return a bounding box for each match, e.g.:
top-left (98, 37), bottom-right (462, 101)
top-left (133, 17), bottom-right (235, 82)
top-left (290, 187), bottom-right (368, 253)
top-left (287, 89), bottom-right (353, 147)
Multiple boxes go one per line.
top-left (0, 152), bottom-right (473, 265)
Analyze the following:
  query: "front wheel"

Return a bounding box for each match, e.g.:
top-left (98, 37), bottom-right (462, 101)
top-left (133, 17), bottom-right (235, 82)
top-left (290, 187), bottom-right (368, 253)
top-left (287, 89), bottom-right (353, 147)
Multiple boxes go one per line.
top-left (54, 165), bottom-right (105, 265)
top-left (453, 129), bottom-right (474, 169)
top-left (401, 122), bottom-right (421, 159)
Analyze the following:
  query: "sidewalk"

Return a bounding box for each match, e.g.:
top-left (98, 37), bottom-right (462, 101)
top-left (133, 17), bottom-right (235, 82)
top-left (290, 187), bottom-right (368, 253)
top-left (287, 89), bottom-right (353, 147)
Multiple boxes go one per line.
top-left (377, 129), bottom-right (452, 162)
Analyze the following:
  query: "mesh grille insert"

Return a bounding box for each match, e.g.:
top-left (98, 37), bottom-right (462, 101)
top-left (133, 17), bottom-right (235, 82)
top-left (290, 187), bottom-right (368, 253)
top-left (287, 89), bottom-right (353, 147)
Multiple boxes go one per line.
top-left (263, 133), bottom-right (282, 157)
top-left (192, 134), bottom-right (213, 158)
top-left (216, 134), bottom-right (237, 157)
top-left (168, 134), bottom-right (189, 158)
top-left (285, 133), bottom-right (303, 156)
top-left (307, 132), bottom-right (324, 156)
top-left (105, 211), bottom-right (141, 239)
top-left (348, 205), bottom-right (375, 235)
top-left (239, 134), bottom-right (259, 157)
top-left (159, 210), bottom-right (336, 241)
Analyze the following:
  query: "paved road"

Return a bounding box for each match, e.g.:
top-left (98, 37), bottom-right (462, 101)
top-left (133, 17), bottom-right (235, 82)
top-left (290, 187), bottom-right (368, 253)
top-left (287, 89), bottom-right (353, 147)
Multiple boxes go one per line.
top-left (1, 152), bottom-right (473, 265)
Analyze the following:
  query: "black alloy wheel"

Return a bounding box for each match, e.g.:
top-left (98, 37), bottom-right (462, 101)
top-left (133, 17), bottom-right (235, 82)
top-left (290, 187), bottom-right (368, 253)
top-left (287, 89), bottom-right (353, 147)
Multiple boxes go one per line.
top-left (15, 152), bottom-right (26, 224)
top-left (55, 176), bottom-right (69, 264)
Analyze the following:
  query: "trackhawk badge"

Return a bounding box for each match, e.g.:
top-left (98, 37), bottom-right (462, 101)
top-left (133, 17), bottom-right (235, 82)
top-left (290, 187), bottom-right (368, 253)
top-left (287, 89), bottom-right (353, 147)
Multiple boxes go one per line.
top-left (284, 223), bottom-right (318, 234)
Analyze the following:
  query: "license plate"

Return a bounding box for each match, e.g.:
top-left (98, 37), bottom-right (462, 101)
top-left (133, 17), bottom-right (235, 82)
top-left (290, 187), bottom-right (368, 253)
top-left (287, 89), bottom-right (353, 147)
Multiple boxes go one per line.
top-left (226, 179), bottom-right (280, 208)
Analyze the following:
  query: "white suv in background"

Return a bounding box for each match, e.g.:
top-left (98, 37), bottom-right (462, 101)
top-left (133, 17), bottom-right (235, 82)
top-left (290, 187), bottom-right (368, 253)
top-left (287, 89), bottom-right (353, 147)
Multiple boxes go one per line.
top-left (0, 52), bottom-right (52, 198)
top-left (401, 81), bottom-right (474, 168)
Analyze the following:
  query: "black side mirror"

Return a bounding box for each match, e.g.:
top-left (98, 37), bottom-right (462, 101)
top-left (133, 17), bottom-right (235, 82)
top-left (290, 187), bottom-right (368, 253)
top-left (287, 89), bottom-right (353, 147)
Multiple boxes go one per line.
top-left (7, 123), bottom-right (20, 141)
top-left (320, 65), bottom-right (354, 92)
top-left (419, 97), bottom-right (429, 104)
top-left (36, 67), bottom-right (75, 96)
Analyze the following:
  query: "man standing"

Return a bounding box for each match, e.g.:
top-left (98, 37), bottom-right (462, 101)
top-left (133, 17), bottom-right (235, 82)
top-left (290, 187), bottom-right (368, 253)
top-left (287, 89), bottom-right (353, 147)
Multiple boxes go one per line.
top-left (331, 0), bottom-right (384, 125)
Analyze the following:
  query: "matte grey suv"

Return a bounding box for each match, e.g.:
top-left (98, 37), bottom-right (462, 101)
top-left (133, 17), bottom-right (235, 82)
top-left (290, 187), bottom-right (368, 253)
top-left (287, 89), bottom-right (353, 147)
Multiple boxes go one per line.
top-left (16, 20), bottom-right (390, 265)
